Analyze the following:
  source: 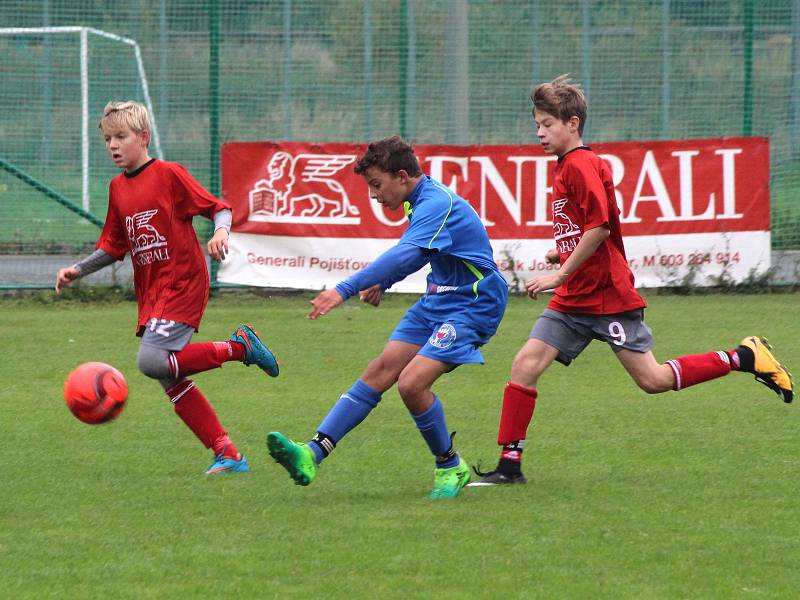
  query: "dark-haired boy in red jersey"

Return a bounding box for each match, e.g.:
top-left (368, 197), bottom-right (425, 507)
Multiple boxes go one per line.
top-left (470, 75), bottom-right (794, 486)
top-left (55, 100), bottom-right (279, 475)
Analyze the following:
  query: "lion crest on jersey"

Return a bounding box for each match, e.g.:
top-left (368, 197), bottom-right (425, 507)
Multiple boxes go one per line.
top-left (126, 209), bottom-right (169, 265)
top-left (248, 152), bottom-right (360, 224)
top-left (552, 198), bottom-right (581, 240)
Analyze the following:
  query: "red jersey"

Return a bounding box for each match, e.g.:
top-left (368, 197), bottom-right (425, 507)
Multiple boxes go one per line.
top-left (96, 159), bottom-right (230, 334)
top-left (547, 147), bottom-right (646, 314)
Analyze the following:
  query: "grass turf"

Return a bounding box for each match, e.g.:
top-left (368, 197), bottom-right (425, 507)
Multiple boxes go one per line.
top-left (1, 292), bottom-right (798, 598)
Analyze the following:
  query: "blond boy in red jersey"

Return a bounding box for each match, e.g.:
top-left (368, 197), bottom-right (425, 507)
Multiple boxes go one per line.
top-left (56, 101), bottom-right (279, 475)
top-left (471, 76), bottom-right (794, 486)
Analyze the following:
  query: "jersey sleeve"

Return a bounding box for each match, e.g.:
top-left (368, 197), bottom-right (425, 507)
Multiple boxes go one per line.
top-left (169, 162), bottom-right (231, 219)
top-left (96, 183), bottom-right (129, 260)
top-left (335, 243), bottom-right (429, 300)
top-left (565, 159), bottom-right (609, 231)
top-left (399, 193), bottom-right (453, 253)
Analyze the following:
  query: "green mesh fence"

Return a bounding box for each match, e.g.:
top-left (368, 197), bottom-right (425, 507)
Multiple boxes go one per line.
top-left (1, 0), bottom-right (799, 287)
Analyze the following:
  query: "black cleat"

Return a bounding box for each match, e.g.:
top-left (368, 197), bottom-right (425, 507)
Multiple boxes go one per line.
top-left (466, 464), bottom-right (527, 486)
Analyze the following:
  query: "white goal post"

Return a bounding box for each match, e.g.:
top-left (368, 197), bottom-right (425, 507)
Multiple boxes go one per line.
top-left (0, 26), bottom-right (162, 212)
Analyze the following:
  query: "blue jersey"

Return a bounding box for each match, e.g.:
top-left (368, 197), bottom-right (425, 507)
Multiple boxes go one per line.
top-left (402, 176), bottom-right (508, 329)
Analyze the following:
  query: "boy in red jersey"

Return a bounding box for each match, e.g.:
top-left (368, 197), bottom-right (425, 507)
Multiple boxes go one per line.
top-left (470, 76), bottom-right (794, 486)
top-left (55, 101), bottom-right (280, 475)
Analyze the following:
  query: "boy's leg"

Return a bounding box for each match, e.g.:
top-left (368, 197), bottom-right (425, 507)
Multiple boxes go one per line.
top-left (470, 339), bottom-right (559, 486)
top-left (267, 340), bottom-right (420, 486)
top-left (472, 309), bottom-right (589, 486)
top-left (137, 332), bottom-right (247, 474)
top-left (619, 336), bottom-right (793, 402)
top-left (399, 355), bottom-right (456, 461)
top-left (398, 355), bottom-right (470, 499)
top-left (164, 378), bottom-right (248, 474)
top-left (169, 341), bottom-right (245, 377)
top-left (169, 324), bottom-right (279, 379)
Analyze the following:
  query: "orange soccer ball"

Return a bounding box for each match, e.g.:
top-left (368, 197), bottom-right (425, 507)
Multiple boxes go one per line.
top-left (64, 362), bottom-right (128, 424)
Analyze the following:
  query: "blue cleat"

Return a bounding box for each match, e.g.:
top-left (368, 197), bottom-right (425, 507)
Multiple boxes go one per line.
top-left (206, 450), bottom-right (250, 475)
top-left (230, 324), bottom-right (279, 377)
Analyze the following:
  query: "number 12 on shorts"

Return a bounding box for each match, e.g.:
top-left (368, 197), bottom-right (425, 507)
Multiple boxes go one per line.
top-left (148, 318), bottom-right (177, 337)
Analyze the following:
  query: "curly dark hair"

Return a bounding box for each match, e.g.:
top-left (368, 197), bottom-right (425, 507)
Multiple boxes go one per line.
top-left (354, 136), bottom-right (422, 177)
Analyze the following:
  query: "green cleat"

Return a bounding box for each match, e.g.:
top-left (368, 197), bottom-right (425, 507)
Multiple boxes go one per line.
top-left (267, 431), bottom-right (317, 486)
top-left (430, 457), bottom-right (471, 499)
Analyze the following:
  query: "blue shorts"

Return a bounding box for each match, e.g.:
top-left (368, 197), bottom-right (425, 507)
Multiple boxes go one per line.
top-left (389, 300), bottom-right (497, 365)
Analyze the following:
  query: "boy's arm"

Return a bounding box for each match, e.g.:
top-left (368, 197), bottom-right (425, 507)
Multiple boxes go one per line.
top-left (525, 225), bottom-right (610, 299)
top-left (207, 208), bottom-right (232, 261)
top-left (212, 208), bottom-right (232, 232)
top-left (55, 249), bottom-right (118, 293)
top-left (336, 243), bottom-right (429, 299)
top-left (545, 247), bottom-right (560, 264)
top-left (359, 284), bottom-right (384, 307)
top-left (308, 243), bottom-right (430, 319)
top-left (526, 158), bottom-right (612, 299)
top-left (556, 224), bottom-right (610, 278)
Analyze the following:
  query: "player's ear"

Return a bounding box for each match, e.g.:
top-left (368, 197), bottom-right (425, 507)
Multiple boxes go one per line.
top-left (139, 129), bottom-right (151, 148)
top-left (568, 116), bottom-right (580, 134)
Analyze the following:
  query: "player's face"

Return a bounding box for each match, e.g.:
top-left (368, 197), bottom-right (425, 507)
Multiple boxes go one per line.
top-left (103, 126), bottom-right (150, 172)
top-left (362, 166), bottom-right (409, 211)
top-left (534, 110), bottom-right (580, 157)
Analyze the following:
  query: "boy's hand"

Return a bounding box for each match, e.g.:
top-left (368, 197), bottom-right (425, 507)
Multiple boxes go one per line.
top-left (525, 271), bottom-right (567, 300)
top-left (309, 288), bottom-right (345, 320)
top-left (359, 284), bottom-right (383, 307)
top-left (207, 228), bottom-right (229, 261)
top-left (545, 248), bottom-right (560, 264)
top-left (55, 266), bottom-right (80, 294)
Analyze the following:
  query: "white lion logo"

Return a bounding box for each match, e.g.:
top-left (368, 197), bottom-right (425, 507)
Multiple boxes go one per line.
top-left (126, 209), bottom-right (167, 254)
top-left (249, 152), bottom-right (360, 224)
top-left (552, 198), bottom-right (581, 240)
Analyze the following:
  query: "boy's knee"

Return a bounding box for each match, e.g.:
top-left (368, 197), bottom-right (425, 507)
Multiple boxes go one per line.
top-left (396, 374), bottom-right (419, 401)
top-left (511, 351), bottom-right (531, 373)
top-left (361, 355), bottom-right (402, 391)
top-left (137, 346), bottom-right (171, 380)
top-left (510, 349), bottom-right (545, 387)
top-left (397, 369), bottom-right (434, 403)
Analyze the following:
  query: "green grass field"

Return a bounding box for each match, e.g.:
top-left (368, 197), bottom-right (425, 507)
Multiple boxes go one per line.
top-left (2, 292), bottom-right (798, 599)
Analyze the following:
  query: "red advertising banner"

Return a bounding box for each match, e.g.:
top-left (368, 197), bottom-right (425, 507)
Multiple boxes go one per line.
top-left (219, 138), bottom-right (770, 291)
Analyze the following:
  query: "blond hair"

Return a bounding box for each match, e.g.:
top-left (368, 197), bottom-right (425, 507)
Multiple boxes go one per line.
top-left (531, 74), bottom-right (587, 136)
top-left (99, 101), bottom-right (151, 146)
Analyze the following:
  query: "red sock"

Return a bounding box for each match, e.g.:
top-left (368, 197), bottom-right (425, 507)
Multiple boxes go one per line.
top-left (666, 351), bottom-right (732, 390)
top-left (167, 379), bottom-right (233, 451)
top-left (726, 349), bottom-right (743, 371)
top-left (169, 341), bottom-right (246, 379)
top-left (210, 434), bottom-right (240, 458)
top-left (497, 381), bottom-right (538, 447)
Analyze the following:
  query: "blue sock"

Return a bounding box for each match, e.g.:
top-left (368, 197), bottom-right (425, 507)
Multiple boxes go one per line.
top-left (307, 379), bottom-right (381, 464)
top-left (411, 395), bottom-right (459, 469)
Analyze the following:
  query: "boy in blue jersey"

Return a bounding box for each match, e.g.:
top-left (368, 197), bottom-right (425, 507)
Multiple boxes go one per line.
top-left (267, 136), bottom-right (509, 499)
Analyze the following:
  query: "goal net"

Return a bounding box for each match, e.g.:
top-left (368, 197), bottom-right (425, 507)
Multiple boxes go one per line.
top-left (0, 26), bottom-right (160, 287)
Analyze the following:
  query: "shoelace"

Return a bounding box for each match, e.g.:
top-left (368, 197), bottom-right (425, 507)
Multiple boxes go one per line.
top-left (471, 461), bottom-right (495, 477)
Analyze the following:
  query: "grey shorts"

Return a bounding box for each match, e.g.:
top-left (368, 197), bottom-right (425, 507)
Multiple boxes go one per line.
top-left (530, 308), bottom-right (653, 366)
top-left (140, 318), bottom-right (195, 352)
